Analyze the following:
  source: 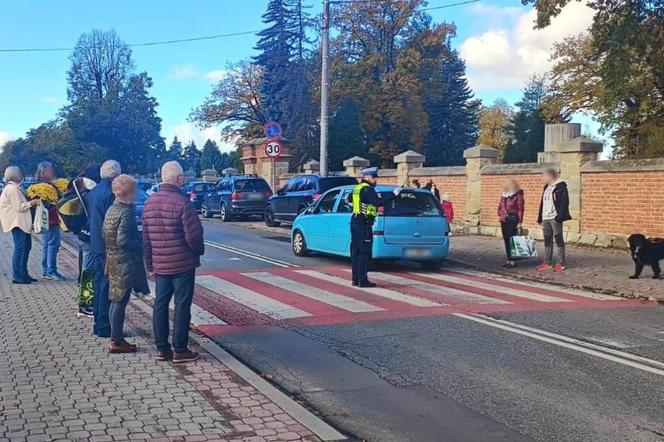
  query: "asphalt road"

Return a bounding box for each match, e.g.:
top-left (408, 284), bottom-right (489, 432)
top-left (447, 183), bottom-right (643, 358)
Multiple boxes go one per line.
top-left (192, 219), bottom-right (664, 441)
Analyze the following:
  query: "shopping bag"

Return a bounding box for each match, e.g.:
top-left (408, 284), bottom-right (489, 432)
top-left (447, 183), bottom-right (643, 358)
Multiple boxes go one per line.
top-left (78, 269), bottom-right (95, 309)
top-left (509, 235), bottom-right (538, 259)
top-left (33, 201), bottom-right (50, 234)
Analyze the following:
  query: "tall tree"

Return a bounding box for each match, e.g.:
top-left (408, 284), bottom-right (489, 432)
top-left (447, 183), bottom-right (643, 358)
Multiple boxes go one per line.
top-left (477, 99), bottom-right (513, 155)
top-left (191, 61), bottom-right (266, 140)
top-left (525, 0), bottom-right (664, 157)
top-left (181, 141), bottom-right (201, 174)
top-left (328, 97), bottom-right (368, 169)
top-left (167, 136), bottom-right (183, 163)
top-left (200, 139), bottom-right (223, 172)
top-left (423, 51), bottom-right (480, 166)
top-left (64, 29), bottom-right (164, 173)
top-left (504, 76), bottom-right (548, 163)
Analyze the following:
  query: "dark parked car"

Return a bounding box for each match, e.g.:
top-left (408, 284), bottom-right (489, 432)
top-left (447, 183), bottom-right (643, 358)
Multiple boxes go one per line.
top-left (201, 176), bottom-right (272, 221)
top-left (264, 175), bottom-right (358, 227)
top-left (182, 181), bottom-right (215, 212)
top-left (135, 188), bottom-right (149, 231)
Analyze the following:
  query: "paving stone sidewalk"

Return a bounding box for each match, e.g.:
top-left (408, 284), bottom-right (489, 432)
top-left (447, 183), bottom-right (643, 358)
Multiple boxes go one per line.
top-left (449, 234), bottom-right (663, 302)
top-left (0, 233), bottom-right (321, 442)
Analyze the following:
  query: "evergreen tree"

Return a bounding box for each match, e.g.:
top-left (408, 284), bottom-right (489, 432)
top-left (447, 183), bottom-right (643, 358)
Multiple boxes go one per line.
top-left (328, 98), bottom-right (367, 169)
top-left (200, 139), bottom-right (223, 172)
top-left (182, 141), bottom-right (201, 175)
top-left (504, 77), bottom-right (547, 163)
top-left (167, 136), bottom-right (183, 163)
top-left (423, 52), bottom-right (479, 166)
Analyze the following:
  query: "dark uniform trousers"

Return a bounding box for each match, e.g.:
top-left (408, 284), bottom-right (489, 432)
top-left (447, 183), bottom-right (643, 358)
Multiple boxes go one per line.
top-left (350, 215), bottom-right (373, 284)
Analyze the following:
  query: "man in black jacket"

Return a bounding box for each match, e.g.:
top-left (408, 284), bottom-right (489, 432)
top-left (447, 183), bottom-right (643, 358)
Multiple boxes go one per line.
top-left (536, 168), bottom-right (571, 272)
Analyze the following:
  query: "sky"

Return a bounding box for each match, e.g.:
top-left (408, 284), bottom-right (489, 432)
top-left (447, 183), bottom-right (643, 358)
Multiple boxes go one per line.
top-left (0, 0), bottom-right (598, 154)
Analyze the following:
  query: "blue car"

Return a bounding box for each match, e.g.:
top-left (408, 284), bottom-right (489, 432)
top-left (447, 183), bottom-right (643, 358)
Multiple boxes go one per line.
top-left (291, 185), bottom-right (450, 270)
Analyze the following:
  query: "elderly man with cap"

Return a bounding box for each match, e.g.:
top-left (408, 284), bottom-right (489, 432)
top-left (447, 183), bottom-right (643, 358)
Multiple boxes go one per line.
top-left (350, 167), bottom-right (401, 287)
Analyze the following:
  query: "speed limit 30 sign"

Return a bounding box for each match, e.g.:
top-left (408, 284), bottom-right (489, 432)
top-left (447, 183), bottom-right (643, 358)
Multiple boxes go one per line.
top-left (265, 141), bottom-right (282, 158)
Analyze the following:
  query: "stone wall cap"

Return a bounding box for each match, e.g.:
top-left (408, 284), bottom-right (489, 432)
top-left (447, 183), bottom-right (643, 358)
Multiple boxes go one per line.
top-left (411, 166), bottom-right (466, 176)
top-left (394, 149), bottom-right (425, 163)
top-left (303, 160), bottom-right (320, 170)
top-left (463, 145), bottom-right (499, 159)
top-left (342, 156), bottom-right (370, 167)
top-left (482, 162), bottom-right (557, 175)
top-left (557, 136), bottom-right (603, 153)
top-left (221, 167), bottom-right (239, 175)
top-left (379, 168), bottom-right (397, 177)
top-left (582, 158), bottom-right (664, 173)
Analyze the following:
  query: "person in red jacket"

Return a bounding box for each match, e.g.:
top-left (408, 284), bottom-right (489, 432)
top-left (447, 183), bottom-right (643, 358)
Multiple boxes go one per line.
top-left (143, 161), bottom-right (205, 364)
top-left (498, 179), bottom-right (525, 268)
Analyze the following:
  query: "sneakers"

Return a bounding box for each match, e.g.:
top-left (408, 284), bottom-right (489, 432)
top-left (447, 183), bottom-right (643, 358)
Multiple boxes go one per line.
top-left (173, 350), bottom-right (199, 364)
top-left (553, 263), bottom-right (566, 273)
top-left (77, 307), bottom-right (94, 318)
top-left (44, 272), bottom-right (66, 281)
top-left (155, 351), bottom-right (173, 361)
top-left (536, 262), bottom-right (553, 271)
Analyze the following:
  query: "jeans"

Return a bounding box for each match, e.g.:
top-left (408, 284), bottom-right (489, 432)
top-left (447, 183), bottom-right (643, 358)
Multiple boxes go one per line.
top-left (42, 227), bottom-right (61, 276)
top-left (109, 289), bottom-right (131, 343)
top-left (153, 270), bottom-right (195, 354)
top-left (501, 220), bottom-right (519, 261)
top-left (11, 228), bottom-right (32, 281)
top-left (542, 219), bottom-right (565, 265)
top-left (91, 253), bottom-right (111, 337)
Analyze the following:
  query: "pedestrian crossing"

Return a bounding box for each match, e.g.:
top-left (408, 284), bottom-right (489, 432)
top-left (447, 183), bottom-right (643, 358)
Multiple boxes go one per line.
top-left (185, 266), bottom-right (635, 332)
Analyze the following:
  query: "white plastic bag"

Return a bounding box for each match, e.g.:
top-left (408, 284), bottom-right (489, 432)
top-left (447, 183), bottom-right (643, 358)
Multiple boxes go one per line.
top-left (33, 201), bottom-right (50, 234)
top-left (509, 235), bottom-right (537, 259)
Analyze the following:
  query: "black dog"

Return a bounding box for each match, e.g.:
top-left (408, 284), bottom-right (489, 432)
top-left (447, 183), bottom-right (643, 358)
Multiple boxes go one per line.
top-left (627, 234), bottom-right (664, 279)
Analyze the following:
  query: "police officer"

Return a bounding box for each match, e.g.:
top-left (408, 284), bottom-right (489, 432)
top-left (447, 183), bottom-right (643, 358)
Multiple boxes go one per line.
top-left (350, 167), bottom-right (402, 287)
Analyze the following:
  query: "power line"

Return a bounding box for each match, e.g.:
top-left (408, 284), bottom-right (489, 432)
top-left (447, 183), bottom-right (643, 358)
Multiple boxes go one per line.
top-left (0, 30), bottom-right (260, 53)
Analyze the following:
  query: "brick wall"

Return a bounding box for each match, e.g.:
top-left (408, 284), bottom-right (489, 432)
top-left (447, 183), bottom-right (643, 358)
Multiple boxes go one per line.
top-left (480, 173), bottom-right (543, 229)
top-left (582, 171), bottom-right (664, 237)
top-left (412, 174), bottom-right (467, 225)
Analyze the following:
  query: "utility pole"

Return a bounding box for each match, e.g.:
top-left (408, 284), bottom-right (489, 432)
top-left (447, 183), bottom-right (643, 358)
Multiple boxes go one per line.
top-left (319, 0), bottom-right (330, 177)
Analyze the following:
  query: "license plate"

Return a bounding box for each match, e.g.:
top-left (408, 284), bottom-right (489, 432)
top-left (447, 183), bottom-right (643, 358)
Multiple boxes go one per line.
top-left (247, 193), bottom-right (263, 200)
top-left (403, 248), bottom-right (431, 258)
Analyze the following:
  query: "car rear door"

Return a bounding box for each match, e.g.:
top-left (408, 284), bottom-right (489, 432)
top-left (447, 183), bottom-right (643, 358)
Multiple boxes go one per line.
top-left (381, 190), bottom-right (446, 244)
top-left (286, 176), bottom-right (311, 220)
top-left (207, 180), bottom-right (225, 211)
top-left (327, 188), bottom-right (353, 255)
top-left (272, 176), bottom-right (297, 217)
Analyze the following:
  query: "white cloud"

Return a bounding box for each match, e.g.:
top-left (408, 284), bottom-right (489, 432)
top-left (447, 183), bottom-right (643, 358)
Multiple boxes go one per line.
top-left (460, 2), bottom-right (594, 93)
top-left (168, 64), bottom-right (199, 81)
top-left (205, 69), bottom-right (228, 83)
top-left (0, 130), bottom-right (11, 147)
top-left (41, 96), bottom-right (60, 106)
top-left (165, 122), bottom-right (237, 153)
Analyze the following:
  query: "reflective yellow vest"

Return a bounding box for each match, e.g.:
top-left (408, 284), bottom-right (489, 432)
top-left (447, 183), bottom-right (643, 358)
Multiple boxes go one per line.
top-left (352, 182), bottom-right (377, 217)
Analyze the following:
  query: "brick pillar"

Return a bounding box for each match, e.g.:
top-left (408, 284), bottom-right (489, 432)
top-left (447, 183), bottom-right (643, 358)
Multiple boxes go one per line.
top-left (463, 145), bottom-right (498, 234)
top-left (557, 137), bottom-right (603, 234)
top-left (343, 156), bottom-right (370, 177)
top-left (393, 150), bottom-right (425, 187)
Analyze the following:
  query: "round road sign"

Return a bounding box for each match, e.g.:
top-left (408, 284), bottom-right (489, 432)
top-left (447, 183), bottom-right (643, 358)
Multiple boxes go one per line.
top-left (265, 141), bottom-right (282, 158)
top-left (263, 121), bottom-right (283, 141)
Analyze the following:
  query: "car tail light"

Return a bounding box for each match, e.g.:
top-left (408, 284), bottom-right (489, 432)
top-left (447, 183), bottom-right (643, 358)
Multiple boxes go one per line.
top-left (189, 192), bottom-right (197, 201)
top-left (264, 191), bottom-right (272, 198)
top-left (231, 192), bottom-right (242, 201)
top-left (377, 207), bottom-right (385, 215)
top-left (373, 230), bottom-right (384, 236)
top-left (312, 193), bottom-right (322, 201)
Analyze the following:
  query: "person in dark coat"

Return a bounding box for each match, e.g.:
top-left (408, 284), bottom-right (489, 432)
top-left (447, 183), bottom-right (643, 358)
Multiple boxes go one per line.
top-left (536, 168), bottom-right (572, 272)
top-left (498, 179), bottom-right (525, 268)
top-left (143, 161), bottom-right (204, 364)
top-left (350, 167), bottom-right (401, 287)
top-left (86, 160), bottom-right (121, 337)
top-left (103, 174), bottom-right (149, 353)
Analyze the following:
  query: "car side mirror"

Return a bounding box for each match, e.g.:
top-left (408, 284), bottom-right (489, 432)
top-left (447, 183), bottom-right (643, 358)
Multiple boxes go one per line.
top-left (277, 187), bottom-right (286, 195)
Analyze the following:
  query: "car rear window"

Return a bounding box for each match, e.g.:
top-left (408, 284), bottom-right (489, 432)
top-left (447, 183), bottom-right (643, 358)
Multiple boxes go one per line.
top-left (234, 179), bottom-right (270, 191)
top-left (319, 177), bottom-right (358, 192)
top-left (192, 183), bottom-right (213, 192)
top-left (379, 191), bottom-right (442, 217)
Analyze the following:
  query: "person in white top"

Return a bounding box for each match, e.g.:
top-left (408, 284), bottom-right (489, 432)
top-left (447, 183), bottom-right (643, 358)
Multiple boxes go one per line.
top-left (536, 168), bottom-right (571, 272)
top-left (0, 166), bottom-right (41, 284)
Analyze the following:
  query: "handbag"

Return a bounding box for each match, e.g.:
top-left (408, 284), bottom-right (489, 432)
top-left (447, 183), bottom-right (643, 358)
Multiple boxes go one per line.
top-left (509, 235), bottom-right (538, 259)
top-left (32, 201), bottom-right (50, 234)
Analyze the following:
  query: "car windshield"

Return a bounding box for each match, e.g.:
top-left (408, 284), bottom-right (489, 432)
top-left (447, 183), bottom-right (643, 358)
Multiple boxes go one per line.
top-left (319, 177), bottom-right (358, 192)
top-left (234, 179), bottom-right (270, 191)
top-left (379, 191), bottom-right (442, 217)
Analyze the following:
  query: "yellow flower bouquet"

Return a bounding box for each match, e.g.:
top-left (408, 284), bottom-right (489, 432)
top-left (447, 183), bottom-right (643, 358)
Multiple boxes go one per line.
top-left (27, 182), bottom-right (60, 207)
top-left (53, 178), bottom-right (70, 195)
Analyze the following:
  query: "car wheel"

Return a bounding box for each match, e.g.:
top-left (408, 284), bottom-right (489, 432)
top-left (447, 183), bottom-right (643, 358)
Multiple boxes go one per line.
top-left (292, 230), bottom-right (309, 257)
top-left (201, 205), bottom-right (213, 219)
top-left (420, 260), bottom-right (443, 271)
top-left (220, 204), bottom-right (232, 222)
top-left (264, 207), bottom-right (281, 227)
